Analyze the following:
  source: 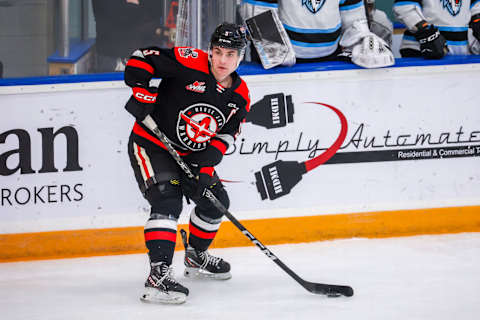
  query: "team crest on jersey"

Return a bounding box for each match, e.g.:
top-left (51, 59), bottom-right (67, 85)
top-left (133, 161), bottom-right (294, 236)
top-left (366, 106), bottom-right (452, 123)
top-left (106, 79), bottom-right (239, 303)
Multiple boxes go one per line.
top-left (178, 47), bottom-right (199, 58)
top-left (186, 81), bottom-right (206, 93)
top-left (177, 103), bottom-right (226, 150)
top-left (302, 0), bottom-right (326, 13)
top-left (440, 0), bottom-right (462, 16)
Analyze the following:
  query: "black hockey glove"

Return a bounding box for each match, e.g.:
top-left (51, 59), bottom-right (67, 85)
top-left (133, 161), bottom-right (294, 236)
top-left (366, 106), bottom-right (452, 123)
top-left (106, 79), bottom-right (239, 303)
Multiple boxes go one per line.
top-left (471, 14), bottom-right (480, 41)
top-left (180, 167), bottom-right (218, 202)
top-left (195, 169), bottom-right (216, 199)
top-left (413, 22), bottom-right (447, 59)
top-left (125, 96), bottom-right (154, 121)
top-left (124, 86), bottom-right (158, 121)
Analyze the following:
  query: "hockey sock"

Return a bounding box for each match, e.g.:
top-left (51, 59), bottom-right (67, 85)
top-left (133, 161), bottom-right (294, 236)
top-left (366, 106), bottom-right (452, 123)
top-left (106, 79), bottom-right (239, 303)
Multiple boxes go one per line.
top-left (144, 215), bottom-right (177, 264)
top-left (188, 208), bottom-right (222, 251)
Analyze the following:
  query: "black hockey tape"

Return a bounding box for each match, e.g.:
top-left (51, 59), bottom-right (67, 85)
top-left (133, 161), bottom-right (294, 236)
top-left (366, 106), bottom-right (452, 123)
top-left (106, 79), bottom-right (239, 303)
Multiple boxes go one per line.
top-left (254, 160), bottom-right (306, 200)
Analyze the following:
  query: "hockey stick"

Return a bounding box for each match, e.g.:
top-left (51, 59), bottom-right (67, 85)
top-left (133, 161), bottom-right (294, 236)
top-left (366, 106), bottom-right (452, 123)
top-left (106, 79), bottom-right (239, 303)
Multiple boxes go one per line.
top-left (142, 115), bottom-right (354, 297)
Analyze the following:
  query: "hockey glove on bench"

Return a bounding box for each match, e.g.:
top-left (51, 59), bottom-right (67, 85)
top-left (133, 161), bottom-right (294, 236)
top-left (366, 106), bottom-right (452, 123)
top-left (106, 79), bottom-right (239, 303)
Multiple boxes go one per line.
top-left (471, 14), bottom-right (480, 41)
top-left (414, 21), bottom-right (448, 59)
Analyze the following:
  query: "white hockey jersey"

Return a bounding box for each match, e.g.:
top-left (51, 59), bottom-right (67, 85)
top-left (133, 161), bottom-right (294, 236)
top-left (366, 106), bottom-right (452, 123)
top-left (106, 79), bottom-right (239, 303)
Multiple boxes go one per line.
top-left (240, 0), bottom-right (367, 59)
top-left (393, 0), bottom-right (480, 55)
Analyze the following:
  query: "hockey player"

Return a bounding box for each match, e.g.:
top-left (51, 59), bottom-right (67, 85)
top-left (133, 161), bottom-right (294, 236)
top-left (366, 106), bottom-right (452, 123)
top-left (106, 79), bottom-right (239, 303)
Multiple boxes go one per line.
top-left (240, 0), bottom-right (395, 68)
top-left (393, 0), bottom-right (480, 57)
top-left (123, 22), bottom-right (250, 304)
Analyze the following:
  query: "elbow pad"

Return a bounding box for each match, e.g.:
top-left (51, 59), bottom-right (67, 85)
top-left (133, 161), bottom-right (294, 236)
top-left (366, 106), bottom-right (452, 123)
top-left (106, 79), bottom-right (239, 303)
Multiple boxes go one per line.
top-left (124, 51), bottom-right (154, 88)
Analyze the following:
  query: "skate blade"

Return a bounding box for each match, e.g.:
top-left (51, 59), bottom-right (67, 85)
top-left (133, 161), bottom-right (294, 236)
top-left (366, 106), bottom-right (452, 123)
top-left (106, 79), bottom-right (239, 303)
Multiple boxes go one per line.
top-left (140, 287), bottom-right (187, 304)
top-left (184, 267), bottom-right (232, 280)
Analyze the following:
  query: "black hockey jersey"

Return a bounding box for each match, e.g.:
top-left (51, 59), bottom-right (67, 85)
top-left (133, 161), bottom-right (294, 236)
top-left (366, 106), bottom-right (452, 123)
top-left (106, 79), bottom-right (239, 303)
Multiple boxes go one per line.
top-left (124, 46), bottom-right (250, 167)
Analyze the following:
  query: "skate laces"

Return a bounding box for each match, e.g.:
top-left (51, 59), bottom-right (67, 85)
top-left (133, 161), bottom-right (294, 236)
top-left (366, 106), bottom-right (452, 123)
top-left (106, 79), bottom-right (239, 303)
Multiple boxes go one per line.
top-left (198, 250), bottom-right (222, 269)
top-left (151, 263), bottom-right (178, 287)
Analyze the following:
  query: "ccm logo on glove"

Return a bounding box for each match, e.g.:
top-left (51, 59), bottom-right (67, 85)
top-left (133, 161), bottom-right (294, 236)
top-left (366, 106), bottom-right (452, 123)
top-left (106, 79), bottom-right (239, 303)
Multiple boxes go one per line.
top-left (133, 87), bottom-right (157, 103)
top-left (418, 30), bottom-right (440, 44)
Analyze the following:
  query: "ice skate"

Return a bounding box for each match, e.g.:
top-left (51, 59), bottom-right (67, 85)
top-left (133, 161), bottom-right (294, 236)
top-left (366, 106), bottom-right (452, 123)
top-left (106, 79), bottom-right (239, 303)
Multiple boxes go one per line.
top-left (140, 262), bottom-right (189, 304)
top-left (181, 229), bottom-right (231, 280)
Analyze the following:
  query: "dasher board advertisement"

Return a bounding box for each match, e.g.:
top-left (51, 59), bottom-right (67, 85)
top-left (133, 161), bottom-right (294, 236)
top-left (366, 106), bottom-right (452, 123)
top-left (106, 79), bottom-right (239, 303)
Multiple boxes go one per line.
top-left (1, 64), bottom-right (479, 233)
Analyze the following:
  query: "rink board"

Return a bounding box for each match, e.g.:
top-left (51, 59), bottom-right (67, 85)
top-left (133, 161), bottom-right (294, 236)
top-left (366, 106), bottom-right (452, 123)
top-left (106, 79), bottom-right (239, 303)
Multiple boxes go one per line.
top-left (1, 206), bottom-right (479, 262)
top-left (1, 61), bottom-right (480, 261)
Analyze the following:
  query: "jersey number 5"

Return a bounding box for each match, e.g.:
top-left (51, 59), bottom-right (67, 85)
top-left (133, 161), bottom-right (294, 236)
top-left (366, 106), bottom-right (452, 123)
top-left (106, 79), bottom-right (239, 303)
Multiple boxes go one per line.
top-left (143, 49), bottom-right (161, 56)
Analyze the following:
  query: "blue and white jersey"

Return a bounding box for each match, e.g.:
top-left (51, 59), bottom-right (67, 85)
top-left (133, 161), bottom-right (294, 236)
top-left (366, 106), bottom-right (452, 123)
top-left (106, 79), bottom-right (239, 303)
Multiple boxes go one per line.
top-left (240, 0), bottom-right (367, 59)
top-left (393, 0), bottom-right (480, 55)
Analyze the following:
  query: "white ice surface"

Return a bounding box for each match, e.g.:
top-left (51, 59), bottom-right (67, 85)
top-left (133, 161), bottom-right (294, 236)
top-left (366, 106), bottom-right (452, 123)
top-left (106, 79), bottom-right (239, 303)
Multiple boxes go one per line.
top-left (1, 233), bottom-right (479, 320)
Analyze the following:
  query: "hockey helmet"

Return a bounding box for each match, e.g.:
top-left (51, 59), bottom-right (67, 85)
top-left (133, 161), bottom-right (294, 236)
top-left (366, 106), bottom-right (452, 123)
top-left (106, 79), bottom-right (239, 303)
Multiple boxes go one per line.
top-left (209, 22), bottom-right (248, 52)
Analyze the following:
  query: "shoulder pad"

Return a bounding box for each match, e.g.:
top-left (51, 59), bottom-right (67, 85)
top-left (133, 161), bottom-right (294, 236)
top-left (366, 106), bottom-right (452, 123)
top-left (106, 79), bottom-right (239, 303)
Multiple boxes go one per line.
top-left (174, 47), bottom-right (209, 74)
top-left (234, 79), bottom-right (251, 112)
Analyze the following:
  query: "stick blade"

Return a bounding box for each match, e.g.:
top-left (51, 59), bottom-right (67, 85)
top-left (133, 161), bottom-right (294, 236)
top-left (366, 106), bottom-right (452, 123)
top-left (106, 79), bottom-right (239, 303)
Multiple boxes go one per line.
top-left (305, 281), bottom-right (354, 297)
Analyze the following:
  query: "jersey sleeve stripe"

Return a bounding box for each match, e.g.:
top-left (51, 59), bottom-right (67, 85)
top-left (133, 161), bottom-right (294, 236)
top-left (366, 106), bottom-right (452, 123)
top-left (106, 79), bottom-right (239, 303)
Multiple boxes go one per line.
top-left (215, 134), bottom-right (234, 147)
top-left (133, 122), bottom-right (190, 155)
top-left (339, 0), bottom-right (363, 10)
top-left (126, 59), bottom-right (154, 74)
top-left (394, 0), bottom-right (422, 7)
top-left (199, 167), bottom-right (215, 177)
